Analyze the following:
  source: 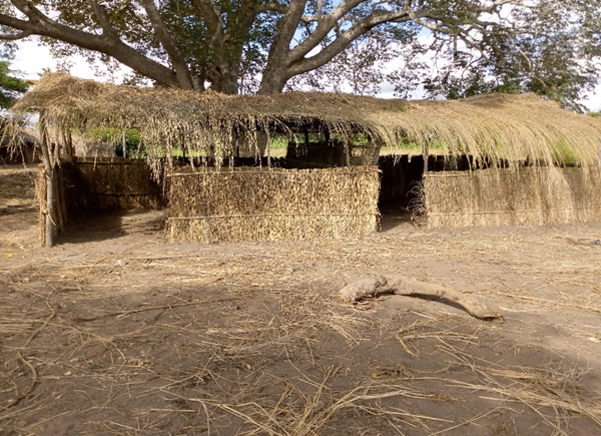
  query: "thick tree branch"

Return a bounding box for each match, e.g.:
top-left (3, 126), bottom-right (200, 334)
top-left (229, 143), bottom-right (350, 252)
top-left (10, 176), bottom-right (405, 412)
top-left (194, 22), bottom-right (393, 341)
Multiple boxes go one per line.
top-left (7, 0), bottom-right (34, 17)
top-left (0, 13), bottom-right (31, 32)
top-left (339, 276), bottom-right (504, 321)
top-left (291, 0), bottom-right (367, 61)
top-left (259, 0), bottom-right (308, 93)
top-left (257, 2), bottom-right (288, 14)
top-left (0, 29), bottom-right (31, 40)
top-left (273, 0), bottom-right (309, 52)
top-left (193, 0), bottom-right (223, 36)
top-left (192, 0), bottom-right (225, 64)
top-left (0, 2), bottom-right (180, 87)
top-left (87, 0), bottom-right (116, 37)
top-left (289, 9), bottom-right (421, 76)
top-left (139, 0), bottom-right (193, 90)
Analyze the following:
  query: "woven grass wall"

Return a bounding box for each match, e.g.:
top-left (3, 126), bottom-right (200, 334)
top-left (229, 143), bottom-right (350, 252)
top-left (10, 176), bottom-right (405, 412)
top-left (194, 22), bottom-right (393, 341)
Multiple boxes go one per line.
top-left (169, 167), bottom-right (380, 243)
top-left (425, 167), bottom-right (601, 227)
top-left (63, 158), bottom-right (164, 212)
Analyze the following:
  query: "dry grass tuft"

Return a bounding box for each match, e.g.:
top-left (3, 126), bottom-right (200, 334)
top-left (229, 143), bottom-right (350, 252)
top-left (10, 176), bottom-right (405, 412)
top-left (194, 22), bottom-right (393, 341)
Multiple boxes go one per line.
top-left (199, 373), bottom-right (446, 436)
top-left (396, 319), bottom-right (481, 359)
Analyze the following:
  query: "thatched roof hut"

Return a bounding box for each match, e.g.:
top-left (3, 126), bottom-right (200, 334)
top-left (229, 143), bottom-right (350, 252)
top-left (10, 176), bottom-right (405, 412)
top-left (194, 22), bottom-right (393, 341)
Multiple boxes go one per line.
top-left (13, 73), bottom-right (601, 246)
top-left (0, 128), bottom-right (40, 164)
top-left (12, 73), bottom-right (601, 168)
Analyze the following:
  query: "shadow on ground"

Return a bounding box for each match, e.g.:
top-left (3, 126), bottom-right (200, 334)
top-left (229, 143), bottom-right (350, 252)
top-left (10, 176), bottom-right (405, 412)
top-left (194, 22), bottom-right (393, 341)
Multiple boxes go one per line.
top-left (57, 209), bottom-right (167, 245)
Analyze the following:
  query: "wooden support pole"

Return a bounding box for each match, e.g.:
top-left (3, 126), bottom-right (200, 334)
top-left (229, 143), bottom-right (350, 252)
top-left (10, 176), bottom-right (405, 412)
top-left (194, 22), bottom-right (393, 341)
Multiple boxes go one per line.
top-left (181, 130), bottom-right (186, 160)
top-left (422, 140), bottom-right (429, 176)
top-left (122, 129), bottom-right (127, 159)
top-left (344, 140), bottom-right (351, 167)
top-left (303, 125), bottom-right (310, 147)
top-left (62, 128), bottom-right (74, 163)
top-left (371, 138), bottom-right (383, 165)
top-left (344, 132), bottom-right (351, 167)
top-left (39, 114), bottom-right (56, 248)
top-left (266, 126), bottom-right (272, 169)
top-left (56, 164), bottom-right (67, 232)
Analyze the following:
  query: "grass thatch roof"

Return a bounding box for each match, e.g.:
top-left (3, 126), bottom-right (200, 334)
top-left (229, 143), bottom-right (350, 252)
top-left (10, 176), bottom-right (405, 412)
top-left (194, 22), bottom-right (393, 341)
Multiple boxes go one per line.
top-left (11, 73), bottom-right (601, 167)
top-left (1, 128), bottom-right (39, 147)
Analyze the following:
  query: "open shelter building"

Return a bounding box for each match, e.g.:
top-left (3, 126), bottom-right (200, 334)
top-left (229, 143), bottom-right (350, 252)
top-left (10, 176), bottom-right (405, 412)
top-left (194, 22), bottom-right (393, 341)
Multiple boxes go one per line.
top-left (11, 73), bottom-right (601, 247)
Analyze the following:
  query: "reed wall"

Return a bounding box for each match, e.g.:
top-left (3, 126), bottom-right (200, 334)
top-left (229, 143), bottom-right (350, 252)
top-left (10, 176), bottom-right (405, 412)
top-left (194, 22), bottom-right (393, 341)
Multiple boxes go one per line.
top-left (425, 167), bottom-right (601, 227)
top-left (169, 166), bottom-right (380, 243)
top-left (63, 158), bottom-right (164, 212)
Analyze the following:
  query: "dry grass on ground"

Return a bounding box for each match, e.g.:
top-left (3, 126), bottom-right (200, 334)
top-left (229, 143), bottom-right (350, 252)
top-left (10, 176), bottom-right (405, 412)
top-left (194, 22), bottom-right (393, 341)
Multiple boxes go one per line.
top-left (1, 165), bottom-right (601, 435)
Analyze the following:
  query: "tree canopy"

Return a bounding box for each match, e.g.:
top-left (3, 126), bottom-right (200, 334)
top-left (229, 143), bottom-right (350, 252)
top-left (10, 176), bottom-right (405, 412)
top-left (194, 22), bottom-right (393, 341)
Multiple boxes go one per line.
top-left (0, 60), bottom-right (28, 108)
top-left (0, 1), bottom-right (599, 108)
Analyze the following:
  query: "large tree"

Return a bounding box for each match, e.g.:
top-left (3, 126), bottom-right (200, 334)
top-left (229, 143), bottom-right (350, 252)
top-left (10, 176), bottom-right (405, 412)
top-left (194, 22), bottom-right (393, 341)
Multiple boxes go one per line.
top-left (0, 0), bottom-right (599, 101)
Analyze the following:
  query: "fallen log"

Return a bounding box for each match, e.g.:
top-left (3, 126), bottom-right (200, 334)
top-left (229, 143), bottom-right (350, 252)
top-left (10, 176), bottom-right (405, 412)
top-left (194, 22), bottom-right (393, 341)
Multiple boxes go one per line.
top-left (339, 276), bottom-right (503, 322)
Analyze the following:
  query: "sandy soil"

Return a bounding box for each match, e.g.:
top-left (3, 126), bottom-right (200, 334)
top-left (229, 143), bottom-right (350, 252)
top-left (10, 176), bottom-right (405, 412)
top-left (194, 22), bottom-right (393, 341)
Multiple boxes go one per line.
top-left (1, 164), bottom-right (601, 436)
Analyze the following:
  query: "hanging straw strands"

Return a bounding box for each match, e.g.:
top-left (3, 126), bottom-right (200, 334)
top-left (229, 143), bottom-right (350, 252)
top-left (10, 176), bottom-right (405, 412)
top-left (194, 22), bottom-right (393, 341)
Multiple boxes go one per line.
top-left (11, 73), bottom-right (601, 169)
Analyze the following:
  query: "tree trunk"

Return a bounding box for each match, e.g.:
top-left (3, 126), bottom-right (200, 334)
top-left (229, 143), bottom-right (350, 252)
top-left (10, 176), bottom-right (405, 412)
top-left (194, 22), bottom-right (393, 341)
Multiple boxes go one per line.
top-left (258, 68), bottom-right (289, 94)
top-left (211, 64), bottom-right (241, 95)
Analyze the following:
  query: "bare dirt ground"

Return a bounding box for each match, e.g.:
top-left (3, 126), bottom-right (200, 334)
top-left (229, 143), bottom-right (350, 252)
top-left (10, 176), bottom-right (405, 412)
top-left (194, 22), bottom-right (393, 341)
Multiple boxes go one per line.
top-left (1, 165), bottom-right (601, 436)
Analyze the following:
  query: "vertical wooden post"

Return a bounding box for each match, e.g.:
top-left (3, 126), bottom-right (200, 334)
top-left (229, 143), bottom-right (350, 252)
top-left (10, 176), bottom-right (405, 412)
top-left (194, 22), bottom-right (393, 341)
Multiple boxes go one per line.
top-left (420, 139), bottom-right (430, 220)
top-left (122, 129), bottom-right (127, 159)
top-left (303, 125), bottom-right (310, 148)
top-left (39, 114), bottom-right (56, 247)
top-left (371, 138), bottom-right (383, 165)
top-left (344, 136), bottom-right (351, 167)
top-left (303, 125), bottom-right (311, 166)
top-left (422, 139), bottom-right (430, 177)
top-left (266, 126), bottom-right (272, 169)
top-left (62, 128), bottom-right (74, 163)
top-left (56, 161), bottom-right (67, 233)
top-left (181, 130), bottom-right (186, 160)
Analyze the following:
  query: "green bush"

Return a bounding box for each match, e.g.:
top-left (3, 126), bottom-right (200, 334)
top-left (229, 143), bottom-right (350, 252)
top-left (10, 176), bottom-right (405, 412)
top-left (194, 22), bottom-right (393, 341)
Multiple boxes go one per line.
top-left (83, 128), bottom-right (145, 158)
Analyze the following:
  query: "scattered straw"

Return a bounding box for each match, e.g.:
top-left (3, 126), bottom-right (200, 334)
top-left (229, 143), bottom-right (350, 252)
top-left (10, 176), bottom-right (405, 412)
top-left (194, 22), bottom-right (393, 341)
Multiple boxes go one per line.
top-left (438, 343), bottom-right (601, 433)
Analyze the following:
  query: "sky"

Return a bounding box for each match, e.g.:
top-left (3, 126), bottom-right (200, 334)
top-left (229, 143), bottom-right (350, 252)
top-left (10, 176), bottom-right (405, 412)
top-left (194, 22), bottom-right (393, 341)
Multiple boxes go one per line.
top-left (11, 38), bottom-right (601, 112)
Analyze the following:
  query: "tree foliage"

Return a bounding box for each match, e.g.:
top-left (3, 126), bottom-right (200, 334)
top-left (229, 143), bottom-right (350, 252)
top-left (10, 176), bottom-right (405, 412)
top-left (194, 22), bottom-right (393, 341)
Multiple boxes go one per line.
top-left (422, 2), bottom-right (601, 112)
top-left (0, 0), bottom-right (598, 106)
top-left (0, 60), bottom-right (28, 108)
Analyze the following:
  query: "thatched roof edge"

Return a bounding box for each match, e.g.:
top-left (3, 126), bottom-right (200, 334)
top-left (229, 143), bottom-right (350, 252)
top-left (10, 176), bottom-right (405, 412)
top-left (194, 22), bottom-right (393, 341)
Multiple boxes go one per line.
top-left (11, 73), bottom-right (601, 167)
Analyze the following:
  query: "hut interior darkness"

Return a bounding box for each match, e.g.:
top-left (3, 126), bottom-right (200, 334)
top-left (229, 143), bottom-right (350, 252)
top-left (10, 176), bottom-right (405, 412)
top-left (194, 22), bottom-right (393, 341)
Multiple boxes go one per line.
top-left (11, 73), bottom-right (601, 246)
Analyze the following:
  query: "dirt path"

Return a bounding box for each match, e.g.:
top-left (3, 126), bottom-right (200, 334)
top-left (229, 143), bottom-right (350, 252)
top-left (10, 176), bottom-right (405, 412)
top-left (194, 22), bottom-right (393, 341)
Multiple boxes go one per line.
top-left (1, 165), bottom-right (601, 435)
